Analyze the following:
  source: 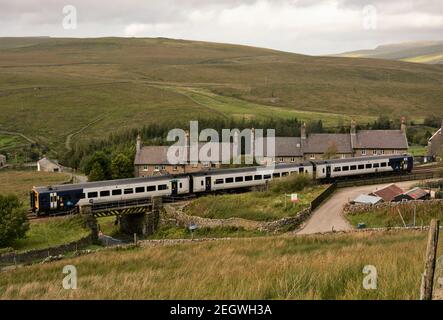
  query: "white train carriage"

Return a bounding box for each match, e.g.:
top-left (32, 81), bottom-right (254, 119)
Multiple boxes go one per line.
top-left (314, 155), bottom-right (413, 180)
top-left (192, 162), bottom-right (314, 193)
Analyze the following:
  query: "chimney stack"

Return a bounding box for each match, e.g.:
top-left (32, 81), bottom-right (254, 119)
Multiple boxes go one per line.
top-left (401, 117), bottom-right (407, 134)
top-left (301, 123), bottom-right (307, 140)
top-left (136, 133), bottom-right (142, 154)
top-left (350, 119), bottom-right (357, 136)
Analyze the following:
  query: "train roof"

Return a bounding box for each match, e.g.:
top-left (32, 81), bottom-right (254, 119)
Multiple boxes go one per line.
top-left (33, 174), bottom-right (184, 193)
top-left (313, 154), bottom-right (411, 165)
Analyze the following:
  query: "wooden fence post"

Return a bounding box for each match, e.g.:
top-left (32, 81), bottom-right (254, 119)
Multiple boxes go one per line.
top-left (420, 219), bottom-right (440, 300)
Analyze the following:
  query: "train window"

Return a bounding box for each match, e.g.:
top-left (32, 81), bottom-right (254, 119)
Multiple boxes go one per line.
top-left (342, 166), bottom-right (349, 171)
top-left (158, 185), bottom-right (168, 191)
top-left (124, 188), bottom-right (134, 194)
top-left (245, 176), bottom-right (253, 181)
top-left (264, 175), bottom-right (271, 180)
top-left (334, 167), bottom-right (341, 172)
top-left (179, 183), bottom-right (183, 188)
top-left (80, 193), bottom-right (86, 199)
top-left (112, 189), bottom-right (122, 196)
top-left (235, 177), bottom-right (244, 182)
top-left (225, 178), bottom-right (234, 183)
top-left (273, 173), bottom-right (281, 178)
top-left (215, 179), bottom-right (224, 185)
top-left (88, 192), bottom-right (98, 198)
top-left (254, 175), bottom-right (262, 180)
top-left (381, 163), bottom-right (387, 167)
top-left (135, 187), bottom-right (145, 193)
top-left (373, 163), bottom-right (380, 168)
top-left (100, 190), bottom-right (110, 197)
top-left (201, 181), bottom-right (204, 186)
top-left (366, 164), bottom-right (372, 169)
top-left (350, 165), bottom-right (357, 171)
top-left (146, 186), bottom-right (156, 192)
top-left (358, 165), bottom-right (365, 170)
top-left (322, 168), bottom-right (325, 173)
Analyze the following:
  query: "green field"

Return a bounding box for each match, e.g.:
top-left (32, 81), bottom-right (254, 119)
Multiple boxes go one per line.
top-left (1, 230), bottom-right (441, 299)
top-left (1, 37), bottom-right (442, 156)
top-left (186, 185), bottom-right (326, 221)
top-left (9, 216), bottom-right (90, 253)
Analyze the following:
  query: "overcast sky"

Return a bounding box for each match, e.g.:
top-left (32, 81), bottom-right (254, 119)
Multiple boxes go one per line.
top-left (1, 0), bottom-right (442, 55)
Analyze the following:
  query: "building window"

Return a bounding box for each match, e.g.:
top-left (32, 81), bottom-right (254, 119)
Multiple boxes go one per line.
top-left (373, 150), bottom-right (377, 155)
top-left (279, 157), bottom-right (284, 163)
top-left (341, 154), bottom-right (346, 159)
top-left (290, 157), bottom-right (295, 163)
top-left (361, 150), bottom-right (366, 156)
top-left (310, 154), bottom-right (315, 160)
top-left (381, 150), bottom-right (385, 155)
top-left (173, 165), bottom-right (178, 171)
top-left (203, 162), bottom-right (210, 168)
top-left (143, 165), bottom-right (148, 171)
top-left (192, 163), bottom-right (198, 168)
top-left (154, 166), bottom-right (160, 171)
top-left (161, 165), bottom-right (166, 170)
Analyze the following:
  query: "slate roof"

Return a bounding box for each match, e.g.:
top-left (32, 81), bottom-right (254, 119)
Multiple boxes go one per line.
top-left (353, 130), bottom-right (408, 149)
top-left (134, 143), bottom-right (236, 165)
top-left (303, 134), bottom-right (352, 154)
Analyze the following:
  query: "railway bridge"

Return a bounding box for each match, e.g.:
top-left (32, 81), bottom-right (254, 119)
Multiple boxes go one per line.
top-left (79, 197), bottom-right (164, 237)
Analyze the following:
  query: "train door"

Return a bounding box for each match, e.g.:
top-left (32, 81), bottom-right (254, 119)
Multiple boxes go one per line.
top-left (171, 180), bottom-right (178, 197)
top-left (326, 166), bottom-right (332, 179)
top-left (50, 192), bottom-right (58, 210)
top-left (205, 176), bottom-right (212, 192)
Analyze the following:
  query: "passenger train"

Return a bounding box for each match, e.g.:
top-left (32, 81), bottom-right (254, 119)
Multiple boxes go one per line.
top-left (30, 154), bottom-right (413, 216)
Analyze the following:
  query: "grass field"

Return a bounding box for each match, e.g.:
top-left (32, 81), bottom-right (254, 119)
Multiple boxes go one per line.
top-left (1, 37), bottom-right (442, 155)
top-left (186, 185), bottom-right (326, 221)
top-left (0, 230), bottom-right (441, 299)
top-left (0, 170), bottom-right (70, 204)
top-left (346, 201), bottom-right (443, 228)
top-left (8, 216), bottom-right (90, 253)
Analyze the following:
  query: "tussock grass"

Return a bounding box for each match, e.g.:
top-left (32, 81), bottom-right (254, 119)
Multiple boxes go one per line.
top-left (1, 230), bottom-right (441, 299)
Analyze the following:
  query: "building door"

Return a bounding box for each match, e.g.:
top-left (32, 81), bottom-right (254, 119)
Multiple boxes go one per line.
top-left (205, 177), bottom-right (212, 192)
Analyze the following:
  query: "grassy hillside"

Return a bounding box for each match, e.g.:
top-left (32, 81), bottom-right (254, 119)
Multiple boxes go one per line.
top-left (0, 170), bottom-right (70, 203)
top-left (337, 41), bottom-right (443, 64)
top-left (1, 230), bottom-right (441, 299)
top-left (1, 37), bottom-right (443, 155)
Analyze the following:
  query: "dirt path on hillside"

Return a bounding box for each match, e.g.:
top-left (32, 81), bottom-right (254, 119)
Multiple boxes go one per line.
top-left (297, 180), bottom-right (428, 235)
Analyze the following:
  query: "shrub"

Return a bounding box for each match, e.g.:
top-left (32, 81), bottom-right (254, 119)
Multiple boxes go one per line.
top-left (270, 174), bottom-right (313, 194)
top-left (0, 194), bottom-right (29, 247)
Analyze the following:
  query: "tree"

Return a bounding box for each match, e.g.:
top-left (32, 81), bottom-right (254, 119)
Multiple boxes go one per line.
top-left (88, 162), bottom-right (106, 182)
top-left (84, 151), bottom-right (111, 178)
top-left (111, 153), bottom-right (134, 179)
top-left (324, 143), bottom-right (339, 160)
top-left (0, 195), bottom-right (29, 247)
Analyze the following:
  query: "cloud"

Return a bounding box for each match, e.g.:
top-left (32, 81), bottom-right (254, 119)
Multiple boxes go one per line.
top-left (0, 0), bottom-right (442, 55)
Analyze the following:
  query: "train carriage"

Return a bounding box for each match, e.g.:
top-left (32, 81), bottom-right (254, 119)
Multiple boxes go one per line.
top-left (31, 155), bottom-right (413, 216)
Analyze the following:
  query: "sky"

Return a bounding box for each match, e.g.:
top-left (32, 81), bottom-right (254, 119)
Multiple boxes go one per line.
top-left (1, 0), bottom-right (442, 55)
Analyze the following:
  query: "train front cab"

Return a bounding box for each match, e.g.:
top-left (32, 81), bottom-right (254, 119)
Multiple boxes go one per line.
top-left (389, 156), bottom-right (413, 173)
